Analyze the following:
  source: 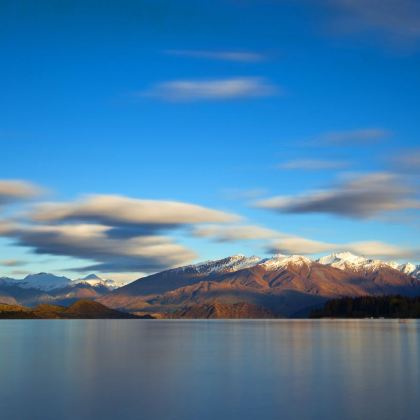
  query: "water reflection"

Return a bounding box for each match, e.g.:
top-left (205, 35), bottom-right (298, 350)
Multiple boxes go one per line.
top-left (0, 320), bottom-right (418, 420)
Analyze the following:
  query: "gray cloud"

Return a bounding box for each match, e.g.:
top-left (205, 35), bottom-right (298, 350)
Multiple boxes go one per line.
top-left (164, 49), bottom-right (266, 62)
top-left (0, 180), bottom-right (43, 206)
top-left (278, 159), bottom-right (348, 170)
top-left (256, 172), bottom-right (420, 218)
top-left (0, 194), bottom-right (241, 273)
top-left (0, 223), bottom-right (196, 273)
top-left (141, 77), bottom-right (278, 102)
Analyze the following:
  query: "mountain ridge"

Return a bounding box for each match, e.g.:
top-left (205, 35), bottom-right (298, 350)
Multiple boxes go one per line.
top-left (99, 253), bottom-right (420, 317)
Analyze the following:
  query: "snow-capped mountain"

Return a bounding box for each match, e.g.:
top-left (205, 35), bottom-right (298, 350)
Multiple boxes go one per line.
top-left (388, 262), bottom-right (420, 279)
top-left (73, 274), bottom-right (126, 290)
top-left (317, 252), bottom-right (420, 280)
top-left (181, 255), bottom-right (262, 274)
top-left (101, 252), bottom-right (420, 317)
top-left (258, 254), bottom-right (313, 271)
top-left (16, 273), bottom-right (72, 291)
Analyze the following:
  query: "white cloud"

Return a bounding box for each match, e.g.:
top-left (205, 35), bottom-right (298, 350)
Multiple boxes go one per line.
top-left (141, 77), bottom-right (278, 102)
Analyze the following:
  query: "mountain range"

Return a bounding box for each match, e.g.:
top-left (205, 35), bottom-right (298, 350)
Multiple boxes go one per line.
top-left (1, 253), bottom-right (419, 317)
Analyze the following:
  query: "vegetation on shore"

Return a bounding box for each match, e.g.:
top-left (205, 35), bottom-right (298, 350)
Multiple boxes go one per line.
top-left (311, 295), bottom-right (420, 318)
top-left (0, 299), bottom-right (153, 319)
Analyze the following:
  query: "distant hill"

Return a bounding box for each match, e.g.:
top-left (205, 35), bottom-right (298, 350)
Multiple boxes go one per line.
top-left (0, 299), bottom-right (152, 319)
top-left (311, 295), bottom-right (420, 318)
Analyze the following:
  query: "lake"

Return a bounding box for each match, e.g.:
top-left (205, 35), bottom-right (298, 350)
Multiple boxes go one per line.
top-left (0, 320), bottom-right (419, 420)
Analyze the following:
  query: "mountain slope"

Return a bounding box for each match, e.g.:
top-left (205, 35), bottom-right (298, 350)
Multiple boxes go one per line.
top-left (166, 302), bottom-right (276, 319)
top-left (100, 254), bottom-right (420, 317)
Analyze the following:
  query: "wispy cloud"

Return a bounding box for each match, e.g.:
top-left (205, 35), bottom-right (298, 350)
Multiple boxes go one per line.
top-left (268, 235), bottom-right (417, 259)
top-left (0, 194), bottom-right (241, 273)
top-left (324, 0), bottom-right (420, 42)
top-left (193, 222), bottom-right (417, 260)
top-left (392, 148), bottom-right (420, 174)
top-left (256, 172), bottom-right (420, 218)
top-left (193, 224), bottom-right (279, 242)
top-left (0, 222), bottom-right (196, 273)
top-left (278, 159), bottom-right (348, 170)
top-left (0, 180), bottom-right (43, 206)
top-left (316, 128), bottom-right (391, 145)
top-left (141, 77), bottom-right (278, 102)
top-left (164, 49), bottom-right (266, 62)
top-left (0, 259), bottom-right (27, 267)
top-left (32, 195), bottom-right (240, 230)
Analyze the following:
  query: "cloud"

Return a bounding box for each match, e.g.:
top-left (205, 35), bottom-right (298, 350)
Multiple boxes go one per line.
top-left (193, 224), bottom-right (280, 242)
top-left (324, 0), bottom-right (420, 41)
top-left (0, 222), bottom-right (197, 273)
top-left (392, 149), bottom-right (420, 174)
top-left (141, 77), bottom-right (278, 102)
top-left (256, 172), bottom-right (420, 218)
top-left (32, 195), bottom-right (240, 231)
top-left (0, 259), bottom-right (27, 267)
top-left (164, 49), bottom-right (266, 62)
top-left (316, 128), bottom-right (391, 145)
top-left (0, 194), bottom-right (242, 273)
top-left (278, 159), bottom-right (348, 170)
top-left (0, 180), bottom-right (43, 206)
top-left (268, 235), bottom-right (417, 259)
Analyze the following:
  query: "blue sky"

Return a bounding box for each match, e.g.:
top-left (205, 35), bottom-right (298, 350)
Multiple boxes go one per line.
top-left (0, 0), bottom-right (419, 281)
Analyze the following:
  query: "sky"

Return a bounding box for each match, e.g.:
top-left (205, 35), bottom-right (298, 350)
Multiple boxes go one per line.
top-left (0, 0), bottom-right (419, 282)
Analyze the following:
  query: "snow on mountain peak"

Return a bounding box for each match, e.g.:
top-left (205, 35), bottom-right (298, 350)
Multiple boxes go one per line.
top-left (317, 253), bottom-right (419, 278)
top-left (21, 273), bottom-right (72, 291)
top-left (260, 254), bottom-right (313, 270)
top-left (317, 252), bottom-right (366, 266)
top-left (184, 255), bottom-right (262, 274)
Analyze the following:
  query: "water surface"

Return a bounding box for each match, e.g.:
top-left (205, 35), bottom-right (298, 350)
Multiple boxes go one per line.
top-left (0, 320), bottom-right (419, 420)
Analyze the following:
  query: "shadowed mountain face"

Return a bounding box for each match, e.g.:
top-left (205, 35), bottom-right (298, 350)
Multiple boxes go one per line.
top-left (100, 255), bottom-right (420, 317)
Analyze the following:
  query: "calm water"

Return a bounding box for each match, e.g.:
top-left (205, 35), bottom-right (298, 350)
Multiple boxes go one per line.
top-left (0, 320), bottom-right (419, 420)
